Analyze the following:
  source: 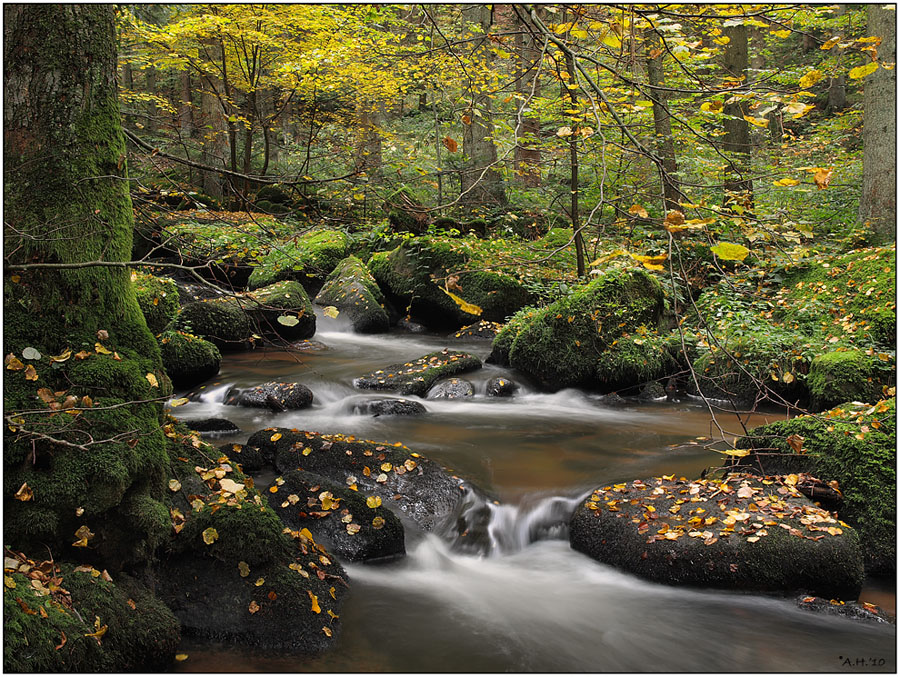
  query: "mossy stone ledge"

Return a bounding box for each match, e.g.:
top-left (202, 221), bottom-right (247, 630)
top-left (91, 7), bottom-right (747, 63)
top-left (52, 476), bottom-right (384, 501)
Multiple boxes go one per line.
top-left (158, 329), bottom-right (221, 389)
top-left (353, 349), bottom-right (482, 397)
top-left (246, 280), bottom-right (316, 342)
top-left (807, 349), bottom-right (894, 411)
top-left (173, 298), bottom-right (253, 352)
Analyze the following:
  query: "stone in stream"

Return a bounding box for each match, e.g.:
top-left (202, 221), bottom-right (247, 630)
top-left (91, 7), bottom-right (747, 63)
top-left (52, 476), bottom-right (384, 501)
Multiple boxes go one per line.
top-left (569, 472), bottom-right (864, 599)
top-left (353, 349), bottom-right (481, 397)
top-left (485, 376), bottom-right (519, 398)
top-left (795, 596), bottom-right (894, 625)
top-left (313, 255), bottom-right (390, 333)
top-left (219, 442), bottom-right (270, 472)
top-left (267, 470), bottom-right (405, 562)
top-left (179, 417), bottom-right (240, 435)
top-left (225, 381), bottom-right (313, 410)
top-left (427, 378), bottom-right (474, 400)
top-left (246, 428), bottom-right (466, 531)
top-left (353, 398), bottom-right (427, 417)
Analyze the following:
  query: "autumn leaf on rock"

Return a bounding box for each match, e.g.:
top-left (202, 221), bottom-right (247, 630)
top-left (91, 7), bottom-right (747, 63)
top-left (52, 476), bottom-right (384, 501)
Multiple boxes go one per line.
top-left (201, 527), bottom-right (219, 545)
top-left (366, 496), bottom-right (382, 509)
top-left (308, 590), bottom-right (321, 613)
top-left (248, 600), bottom-right (260, 614)
top-left (145, 372), bottom-right (159, 388)
top-left (14, 482), bottom-right (33, 501)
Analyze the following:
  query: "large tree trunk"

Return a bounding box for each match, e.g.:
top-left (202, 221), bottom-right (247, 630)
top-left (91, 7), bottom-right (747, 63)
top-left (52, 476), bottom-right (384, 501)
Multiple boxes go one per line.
top-left (645, 35), bottom-right (680, 212)
top-left (859, 4), bottom-right (896, 243)
top-left (4, 4), bottom-right (169, 567)
top-left (514, 7), bottom-right (542, 187)
top-left (200, 42), bottom-right (227, 201)
top-left (460, 4), bottom-right (506, 207)
top-left (722, 24), bottom-right (754, 212)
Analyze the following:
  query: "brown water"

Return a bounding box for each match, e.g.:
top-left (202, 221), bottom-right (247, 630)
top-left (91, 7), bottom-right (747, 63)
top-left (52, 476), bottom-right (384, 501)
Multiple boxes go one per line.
top-left (171, 311), bottom-right (896, 672)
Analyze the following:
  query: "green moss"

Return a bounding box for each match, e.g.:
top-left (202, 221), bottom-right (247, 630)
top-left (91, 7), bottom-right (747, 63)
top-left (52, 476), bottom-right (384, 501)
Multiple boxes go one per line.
top-left (133, 273), bottom-right (181, 335)
top-left (596, 332), bottom-right (676, 391)
top-left (314, 256), bottom-right (389, 333)
top-left (173, 298), bottom-right (252, 351)
top-left (158, 330), bottom-right (221, 389)
top-left (256, 184), bottom-right (291, 204)
top-left (808, 349), bottom-right (894, 411)
top-left (490, 306), bottom-right (541, 365)
top-left (508, 268), bottom-right (667, 390)
top-left (738, 398), bottom-right (896, 573)
top-left (246, 280), bottom-right (315, 340)
top-left (247, 229), bottom-right (350, 290)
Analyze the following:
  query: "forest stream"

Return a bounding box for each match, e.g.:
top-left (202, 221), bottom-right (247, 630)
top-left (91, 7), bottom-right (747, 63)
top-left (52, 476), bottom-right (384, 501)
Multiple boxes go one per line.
top-left (170, 308), bottom-right (895, 673)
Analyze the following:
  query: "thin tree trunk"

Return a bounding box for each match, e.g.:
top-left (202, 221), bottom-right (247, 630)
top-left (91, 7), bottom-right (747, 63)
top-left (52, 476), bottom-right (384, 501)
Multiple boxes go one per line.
top-left (122, 61), bottom-right (135, 127)
top-left (645, 35), bottom-right (680, 212)
top-left (515, 7), bottom-right (542, 188)
top-left (200, 41), bottom-right (227, 201)
top-left (827, 5), bottom-right (848, 113)
top-left (859, 4), bottom-right (896, 243)
top-left (179, 70), bottom-right (193, 137)
top-left (145, 65), bottom-right (157, 134)
top-left (722, 24), bottom-right (753, 212)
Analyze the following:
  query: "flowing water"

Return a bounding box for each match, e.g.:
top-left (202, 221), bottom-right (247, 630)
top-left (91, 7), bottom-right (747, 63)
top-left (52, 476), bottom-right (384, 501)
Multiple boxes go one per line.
top-left (173, 309), bottom-right (896, 672)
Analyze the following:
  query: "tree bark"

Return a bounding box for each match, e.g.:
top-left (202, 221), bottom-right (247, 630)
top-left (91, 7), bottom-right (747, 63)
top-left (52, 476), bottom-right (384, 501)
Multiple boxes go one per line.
top-left (3, 4), bottom-right (169, 566)
top-left (564, 45), bottom-right (585, 278)
top-left (645, 35), bottom-right (680, 212)
top-left (460, 4), bottom-right (507, 207)
top-left (356, 101), bottom-right (384, 184)
top-left (145, 65), bottom-right (158, 134)
top-left (200, 42), bottom-right (227, 201)
top-left (179, 70), bottom-right (193, 137)
top-left (514, 7), bottom-right (542, 187)
top-left (827, 5), bottom-right (848, 114)
top-left (722, 24), bottom-right (754, 212)
top-left (859, 4), bottom-right (896, 243)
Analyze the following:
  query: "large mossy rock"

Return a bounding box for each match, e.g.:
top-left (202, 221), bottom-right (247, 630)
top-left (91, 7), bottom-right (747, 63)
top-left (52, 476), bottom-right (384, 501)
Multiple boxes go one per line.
top-left (569, 473), bottom-right (865, 599)
top-left (353, 349), bottom-right (482, 397)
top-left (246, 280), bottom-right (316, 341)
top-left (247, 428), bottom-right (465, 531)
top-left (500, 268), bottom-right (669, 391)
top-left (737, 398), bottom-right (896, 573)
top-left (268, 470), bottom-right (405, 562)
top-left (158, 329), bottom-right (221, 390)
top-left (368, 237), bottom-right (532, 329)
top-left (173, 298), bottom-right (253, 352)
top-left (133, 273), bottom-right (181, 334)
top-left (3, 561), bottom-right (180, 672)
top-left (248, 229), bottom-right (350, 292)
top-left (156, 422), bottom-right (346, 652)
top-left (314, 255), bottom-right (390, 333)
top-left (807, 349), bottom-right (894, 411)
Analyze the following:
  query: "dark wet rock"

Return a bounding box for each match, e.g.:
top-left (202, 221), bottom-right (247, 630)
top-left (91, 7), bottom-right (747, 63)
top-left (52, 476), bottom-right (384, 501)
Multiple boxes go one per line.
top-left (597, 392), bottom-right (627, 407)
top-left (427, 378), bottom-right (474, 399)
top-left (219, 443), bottom-right (271, 473)
top-left (267, 470), bottom-right (405, 562)
top-left (180, 417), bottom-right (240, 435)
top-left (314, 256), bottom-right (390, 333)
top-left (638, 381), bottom-right (667, 401)
top-left (353, 399), bottom-right (427, 417)
top-left (397, 318), bottom-right (427, 333)
top-left (246, 428), bottom-right (465, 531)
top-left (173, 298), bottom-right (253, 352)
top-left (485, 376), bottom-right (519, 398)
top-left (569, 472), bottom-right (864, 599)
top-left (290, 339), bottom-right (328, 352)
top-left (225, 382), bottom-right (313, 410)
top-left (452, 320), bottom-right (503, 340)
top-left (353, 349), bottom-right (481, 397)
top-left (796, 596), bottom-right (894, 624)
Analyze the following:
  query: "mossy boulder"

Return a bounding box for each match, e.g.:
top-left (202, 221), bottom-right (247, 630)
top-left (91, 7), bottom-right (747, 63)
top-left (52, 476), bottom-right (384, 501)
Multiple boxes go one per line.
top-left (486, 376), bottom-right (519, 397)
top-left (247, 428), bottom-right (466, 531)
top-left (225, 381), bottom-right (314, 411)
top-left (247, 229), bottom-right (350, 292)
top-left (246, 280), bottom-right (316, 341)
top-left (504, 268), bottom-right (669, 391)
top-left (157, 422), bottom-right (347, 652)
top-left (256, 184), bottom-right (292, 205)
top-left (133, 273), bottom-right (180, 334)
top-left (173, 298), bottom-right (253, 352)
top-left (314, 255), bottom-right (390, 333)
top-left (488, 306), bottom-right (541, 365)
top-left (267, 470), bottom-right (405, 562)
top-left (807, 349), bottom-right (895, 411)
top-left (158, 329), bottom-right (221, 390)
top-left (353, 349), bottom-right (482, 397)
top-left (737, 398), bottom-right (896, 573)
top-left (569, 472), bottom-right (865, 599)
top-left (368, 238), bottom-right (531, 329)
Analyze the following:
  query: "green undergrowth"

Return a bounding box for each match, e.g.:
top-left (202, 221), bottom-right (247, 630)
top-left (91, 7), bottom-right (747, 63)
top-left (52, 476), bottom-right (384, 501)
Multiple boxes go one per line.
top-left (247, 229), bottom-right (350, 290)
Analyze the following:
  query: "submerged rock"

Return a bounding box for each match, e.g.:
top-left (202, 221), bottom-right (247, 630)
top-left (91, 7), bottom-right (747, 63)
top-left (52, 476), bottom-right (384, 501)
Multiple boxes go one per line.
top-left (225, 381), bottom-right (314, 411)
top-left (486, 376), bottom-right (519, 398)
top-left (427, 378), bottom-right (474, 399)
top-left (268, 470), bottom-right (405, 562)
top-left (569, 472), bottom-right (864, 599)
top-left (796, 596), bottom-right (894, 624)
top-left (353, 349), bottom-right (481, 397)
top-left (218, 442), bottom-right (270, 473)
top-left (354, 398), bottom-right (427, 417)
top-left (247, 428), bottom-right (465, 531)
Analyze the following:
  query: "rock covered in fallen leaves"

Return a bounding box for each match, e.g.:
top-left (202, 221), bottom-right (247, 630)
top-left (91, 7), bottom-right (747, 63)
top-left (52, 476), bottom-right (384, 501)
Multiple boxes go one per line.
top-left (452, 320), bottom-right (503, 340)
top-left (352, 398), bottom-right (427, 417)
top-left (796, 595), bottom-right (895, 624)
top-left (179, 417), bottom-right (240, 436)
top-left (427, 378), bottom-right (474, 400)
top-left (247, 428), bottom-right (466, 531)
top-left (267, 470), bottom-right (405, 562)
top-left (225, 381), bottom-right (313, 411)
top-left (485, 376), bottom-right (519, 398)
top-left (353, 349), bottom-right (481, 397)
top-left (569, 472), bottom-right (864, 599)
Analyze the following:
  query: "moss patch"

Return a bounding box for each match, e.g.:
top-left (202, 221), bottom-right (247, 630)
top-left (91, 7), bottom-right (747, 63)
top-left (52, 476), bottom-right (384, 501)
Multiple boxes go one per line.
top-left (133, 272), bottom-right (180, 335)
top-left (807, 349), bottom-right (894, 411)
top-left (246, 280), bottom-right (315, 341)
top-left (173, 298), bottom-right (253, 351)
top-left (247, 229), bottom-right (350, 291)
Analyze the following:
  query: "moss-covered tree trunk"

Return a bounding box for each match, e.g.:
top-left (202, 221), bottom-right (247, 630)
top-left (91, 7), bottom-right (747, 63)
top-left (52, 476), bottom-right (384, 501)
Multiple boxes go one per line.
top-left (4, 4), bottom-right (171, 570)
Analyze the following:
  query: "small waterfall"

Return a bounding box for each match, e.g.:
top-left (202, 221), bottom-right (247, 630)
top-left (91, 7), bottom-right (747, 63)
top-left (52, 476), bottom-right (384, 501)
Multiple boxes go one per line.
top-left (185, 382), bottom-right (233, 403)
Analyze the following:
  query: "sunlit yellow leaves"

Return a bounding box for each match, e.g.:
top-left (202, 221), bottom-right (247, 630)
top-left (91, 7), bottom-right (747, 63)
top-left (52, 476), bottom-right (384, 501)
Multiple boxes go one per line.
top-left (372, 516), bottom-right (385, 529)
top-left (798, 69), bottom-right (823, 88)
top-left (441, 289), bottom-right (482, 316)
top-left (175, 654), bottom-right (189, 662)
top-left (743, 115), bottom-right (770, 128)
top-left (628, 204), bottom-right (649, 218)
top-left (783, 101), bottom-right (814, 119)
top-left (201, 527), bottom-right (219, 545)
top-left (773, 178), bottom-right (800, 187)
top-left (631, 254), bottom-right (667, 271)
top-left (848, 62), bottom-right (879, 79)
top-left (712, 35), bottom-right (731, 45)
top-left (146, 372), bottom-right (159, 388)
top-left (813, 168), bottom-right (833, 190)
top-left (771, 29), bottom-right (792, 39)
top-left (220, 478), bottom-right (244, 494)
top-left (821, 36), bottom-right (841, 50)
top-left (366, 495), bottom-right (382, 509)
top-left (323, 306), bottom-right (340, 319)
top-left (270, 432), bottom-right (282, 442)
top-left (710, 242), bottom-right (750, 261)
top-left (319, 491), bottom-right (337, 511)
top-left (700, 100), bottom-right (723, 113)
top-left (308, 590), bottom-right (321, 613)
top-left (716, 448), bottom-right (750, 457)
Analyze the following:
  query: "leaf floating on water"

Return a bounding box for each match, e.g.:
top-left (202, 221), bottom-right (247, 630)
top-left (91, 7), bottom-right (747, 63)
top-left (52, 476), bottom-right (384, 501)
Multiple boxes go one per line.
top-left (201, 527), bottom-right (218, 545)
